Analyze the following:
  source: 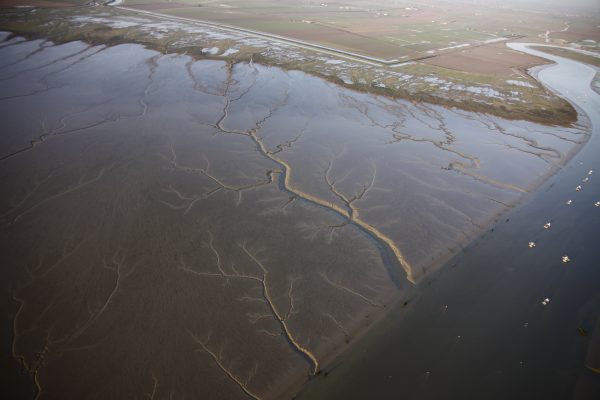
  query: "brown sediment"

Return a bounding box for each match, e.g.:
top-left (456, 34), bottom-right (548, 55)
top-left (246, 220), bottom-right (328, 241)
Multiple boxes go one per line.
top-left (340, 92), bottom-right (532, 195)
top-left (318, 272), bottom-right (383, 308)
top-left (184, 61), bottom-right (415, 283)
top-left (1, 32), bottom-right (591, 400)
top-left (336, 83), bottom-right (588, 282)
top-left (157, 60), bottom-right (420, 394)
top-left (0, 42), bottom-right (102, 82)
top-left (5, 166), bottom-right (112, 225)
top-left (162, 146), bottom-right (276, 209)
top-left (279, 292), bottom-right (412, 400)
top-left (188, 330), bottom-right (262, 400)
top-left (179, 239), bottom-right (320, 376)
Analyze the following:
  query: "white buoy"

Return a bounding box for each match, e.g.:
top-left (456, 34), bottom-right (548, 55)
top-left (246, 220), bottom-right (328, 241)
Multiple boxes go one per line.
top-left (588, 170), bottom-right (593, 175)
top-left (594, 201), bottom-right (600, 207)
top-left (576, 185), bottom-right (582, 191)
top-left (583, 177), bottom-right (589, 182)
top-left (542, 298), bottom-right (550, 306)
top-left (566, 199), bottom-right (572, 205)
top-left (543, 222), bottom-right (551, 229)
top-left (562, 255), bottom-right (570, 263)
top-left (528, 242), bottom-right (536, 248)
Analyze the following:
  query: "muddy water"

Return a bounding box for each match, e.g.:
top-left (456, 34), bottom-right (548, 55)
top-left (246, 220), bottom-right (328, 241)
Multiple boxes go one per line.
top-left (0, 36), bottom-right (589, 399)
top-left (299, 45), bottom-right (600, 400)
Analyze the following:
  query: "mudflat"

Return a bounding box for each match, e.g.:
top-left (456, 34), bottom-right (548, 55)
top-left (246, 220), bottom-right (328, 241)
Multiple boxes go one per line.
top-left (0, 34), bottom-right (592, 399)
top-left (299, 42), bottom-right (600, 400)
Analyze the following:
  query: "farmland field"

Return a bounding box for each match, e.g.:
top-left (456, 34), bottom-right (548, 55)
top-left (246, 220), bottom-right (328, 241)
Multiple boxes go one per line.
top-left (122, 0), bottom-right (599, 61)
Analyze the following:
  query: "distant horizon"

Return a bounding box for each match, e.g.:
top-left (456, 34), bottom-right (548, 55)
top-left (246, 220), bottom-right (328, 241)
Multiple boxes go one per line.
top-left (461, 0), bottom-right (600, 13)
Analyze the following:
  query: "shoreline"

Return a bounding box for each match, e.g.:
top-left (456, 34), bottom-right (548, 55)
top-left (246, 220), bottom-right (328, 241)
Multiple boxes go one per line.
top-left (0, 5), bottom-right (578, 127)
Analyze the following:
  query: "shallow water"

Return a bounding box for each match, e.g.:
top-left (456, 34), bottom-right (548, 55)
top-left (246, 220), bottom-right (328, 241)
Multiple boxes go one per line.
top-left (0, 37), bottom-right (589, 399)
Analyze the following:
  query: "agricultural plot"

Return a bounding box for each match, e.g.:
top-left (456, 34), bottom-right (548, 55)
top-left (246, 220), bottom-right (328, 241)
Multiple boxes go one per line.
top-left (122, 0), bottom-right (599, 61)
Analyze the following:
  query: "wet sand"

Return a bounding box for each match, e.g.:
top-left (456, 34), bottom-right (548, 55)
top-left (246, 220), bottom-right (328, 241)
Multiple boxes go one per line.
top-left (0, 35), bottom-right (592, 399)
top-left (299, 44), bottom-right (600, 400)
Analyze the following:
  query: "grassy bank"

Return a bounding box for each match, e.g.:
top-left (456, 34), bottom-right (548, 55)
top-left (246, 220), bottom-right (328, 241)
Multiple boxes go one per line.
top-left (0, 5), bottom-right (577, 126)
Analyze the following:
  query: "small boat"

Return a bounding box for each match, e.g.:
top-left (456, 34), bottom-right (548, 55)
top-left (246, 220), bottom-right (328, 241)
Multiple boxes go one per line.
top-left (542, 298), bottom-right (550, 306)
top-left (543, 222), bottom-right (551, 229)
top-left (562, 255), bottom-right (571, 263)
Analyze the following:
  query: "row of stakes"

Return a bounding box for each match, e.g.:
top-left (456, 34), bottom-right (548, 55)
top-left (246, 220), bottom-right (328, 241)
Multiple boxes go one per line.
top-left (531, 169), bottom-right (596, 306)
